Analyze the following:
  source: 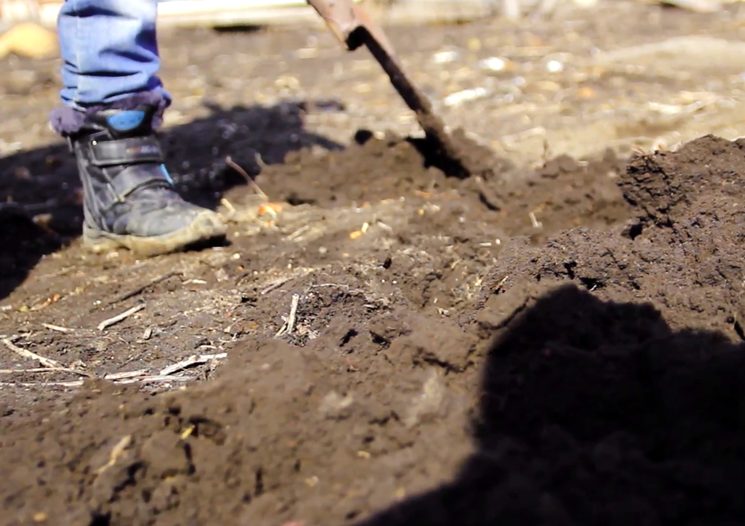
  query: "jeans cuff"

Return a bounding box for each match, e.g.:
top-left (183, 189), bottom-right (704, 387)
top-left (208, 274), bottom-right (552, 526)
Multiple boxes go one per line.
top-left (49, 90), bottom-right (170, 136)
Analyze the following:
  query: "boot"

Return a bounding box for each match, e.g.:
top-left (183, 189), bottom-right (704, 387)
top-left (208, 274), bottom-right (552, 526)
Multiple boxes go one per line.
top-left (69, 106), bottom-right (226, 256)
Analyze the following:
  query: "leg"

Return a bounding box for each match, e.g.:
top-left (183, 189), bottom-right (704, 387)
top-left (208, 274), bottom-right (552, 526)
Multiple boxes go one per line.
top-left (50, 0), bottom-right (226, 256)
top-left (57, 0), bottom-right (168, 108)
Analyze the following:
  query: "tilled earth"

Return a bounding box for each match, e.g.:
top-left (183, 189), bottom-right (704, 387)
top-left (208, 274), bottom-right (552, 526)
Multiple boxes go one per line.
top-left (1, 2), bottom-right (745, 526)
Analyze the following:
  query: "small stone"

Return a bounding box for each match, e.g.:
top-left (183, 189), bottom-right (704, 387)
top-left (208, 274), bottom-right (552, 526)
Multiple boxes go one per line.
top-left (13, 166), bottom-right (31, 180)
top-left (546, 59), bottom-right (564, 73)
top-left (403, 369), bottom-right (446, 428)
top-left (319, 391), bottom-right (354, 420)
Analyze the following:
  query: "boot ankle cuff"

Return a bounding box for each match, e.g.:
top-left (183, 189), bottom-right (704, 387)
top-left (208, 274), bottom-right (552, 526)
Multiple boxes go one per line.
top-left (49, 91), bottom-right (170, 136)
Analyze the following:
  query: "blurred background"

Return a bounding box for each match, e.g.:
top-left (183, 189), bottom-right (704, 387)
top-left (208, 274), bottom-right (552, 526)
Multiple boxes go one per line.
top-left (1, 0), bottom-right (745, 177)
top-left (0, 0), bottom-right (500, 28)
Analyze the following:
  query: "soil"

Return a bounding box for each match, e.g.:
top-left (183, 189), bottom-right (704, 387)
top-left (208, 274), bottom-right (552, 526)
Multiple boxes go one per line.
top-left (1, 2), bottom-right (745, 525)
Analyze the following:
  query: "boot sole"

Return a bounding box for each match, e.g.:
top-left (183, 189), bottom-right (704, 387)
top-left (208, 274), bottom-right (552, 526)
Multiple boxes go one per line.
top-left (83, 210), bottom-right (227, 257)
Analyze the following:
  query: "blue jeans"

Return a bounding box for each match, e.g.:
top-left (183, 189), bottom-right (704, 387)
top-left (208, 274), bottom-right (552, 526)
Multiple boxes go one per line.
top-left (57, 0), bottom-right (170, 108)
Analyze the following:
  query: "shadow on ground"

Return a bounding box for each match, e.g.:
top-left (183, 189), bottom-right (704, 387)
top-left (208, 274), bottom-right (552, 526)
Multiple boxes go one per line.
top-left (0, 101), bottom-right (343, 300)
top-left (360, 284), bottom-right (745, 525)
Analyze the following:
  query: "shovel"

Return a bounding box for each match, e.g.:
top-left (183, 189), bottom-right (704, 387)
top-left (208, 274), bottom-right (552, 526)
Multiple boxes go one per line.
top-left (306, 0), bottom-right (478, 178)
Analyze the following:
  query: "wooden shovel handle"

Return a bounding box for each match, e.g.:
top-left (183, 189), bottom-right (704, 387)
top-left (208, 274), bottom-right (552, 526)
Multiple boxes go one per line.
top-left (306, 0), bottom-right (395, 55)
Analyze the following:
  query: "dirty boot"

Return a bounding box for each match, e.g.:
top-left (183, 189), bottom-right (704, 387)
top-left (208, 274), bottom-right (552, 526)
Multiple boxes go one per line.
top-left (69, 106), bottom-right (226, 256)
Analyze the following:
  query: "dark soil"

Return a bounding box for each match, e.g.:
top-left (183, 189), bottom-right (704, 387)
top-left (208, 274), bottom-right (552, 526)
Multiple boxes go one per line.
top-left (1, 129), bottom-right (743, 525)
top-left (2, 4), bottom-right (745, 524)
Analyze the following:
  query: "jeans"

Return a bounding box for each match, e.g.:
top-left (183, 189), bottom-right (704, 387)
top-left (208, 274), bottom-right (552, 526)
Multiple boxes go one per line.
top-left (57, 0), bottom-right (170, 108)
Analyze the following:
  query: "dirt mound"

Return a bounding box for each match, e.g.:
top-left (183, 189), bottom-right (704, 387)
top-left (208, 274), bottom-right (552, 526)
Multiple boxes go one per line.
top-left (1, 135), bottom-right (744, 526)
top-left (482, 135), bottom-right (745, 338)
top-left (365, 285), bottom-right (745, 526)
top-left (254, 132), bottom-right (627, 240)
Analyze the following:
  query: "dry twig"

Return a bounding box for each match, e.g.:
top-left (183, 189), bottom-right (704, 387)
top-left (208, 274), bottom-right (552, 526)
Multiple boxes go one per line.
top-left (0, 374), bottom-right (193, 389)
top-left (275, 294), bottom-right (301, 338)
top-left (109, 272), bottom-right (181, 306)
top-left (495, 275), bottom-right (510, 292)
top-left (1, 337), bottom-right (63, 369)
top-left (130, 375), bottom-right (193, 384)
top-left (42, 323), bottom-right (73, 333)
top-left (529, 211), bottom-right (543, 229)
top-left (287, 294), bottom-right (300, 335)
top-left (103, 369), bottom-right (149, 381)
top-left (96, 435), bottom-right (132, 475)
top-left (98, 304), bottom-right (145, 331)
top-left (226, 156), bottom-right (268, 201)
top-left (261, 277), bottom-right (291, 295)
top-left (0, 367), bottom-right (78, 375)
top-left (159, 353), bottom-right (228, 376)
top-left (0, 380), bottom-right (85, 388)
